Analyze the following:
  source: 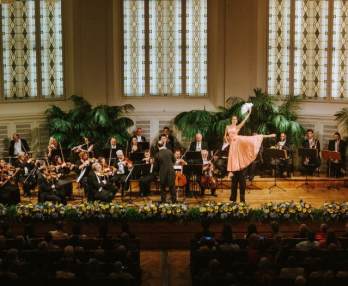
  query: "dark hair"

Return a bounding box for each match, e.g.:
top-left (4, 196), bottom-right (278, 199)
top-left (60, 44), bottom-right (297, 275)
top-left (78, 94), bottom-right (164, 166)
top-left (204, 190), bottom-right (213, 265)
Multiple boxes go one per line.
top-left (306, 129), bottom-right (314, 133)
top-left (163, 126), bottom-right (170, 131)
top-left (270, 221), bottom-right (280, 234)
top-left (246, 223), bottom-right (258, 238)
top-left (334, 132), bottom-right (341, 138)
top-left (221, 224), bottom-right (233, 242)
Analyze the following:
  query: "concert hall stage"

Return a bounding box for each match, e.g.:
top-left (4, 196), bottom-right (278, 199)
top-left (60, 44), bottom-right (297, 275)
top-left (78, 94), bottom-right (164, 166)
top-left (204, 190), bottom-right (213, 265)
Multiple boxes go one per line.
top-left (19, 175), bottom-right (348, 208)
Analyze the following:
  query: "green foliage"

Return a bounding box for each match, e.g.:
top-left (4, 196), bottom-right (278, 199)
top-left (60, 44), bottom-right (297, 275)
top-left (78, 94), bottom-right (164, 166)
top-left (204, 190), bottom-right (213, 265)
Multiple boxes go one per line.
top-left (45, 96), bottom-right (134, 153)
top-left (335, 107), bottom-right (348, 135)
top-left (174, 89), bottom-right (305, 148)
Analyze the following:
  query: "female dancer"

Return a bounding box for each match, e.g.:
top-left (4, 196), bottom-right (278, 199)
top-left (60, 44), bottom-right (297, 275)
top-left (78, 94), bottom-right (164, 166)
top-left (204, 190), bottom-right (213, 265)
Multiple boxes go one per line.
top-left (224, 106), bottom-right (276, 174)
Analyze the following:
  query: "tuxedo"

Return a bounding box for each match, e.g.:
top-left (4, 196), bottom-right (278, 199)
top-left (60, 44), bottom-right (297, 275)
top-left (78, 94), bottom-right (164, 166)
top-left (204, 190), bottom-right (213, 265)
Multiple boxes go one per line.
top-left (131, 135), bottom-right (146, 143)
top-left (301, 138), bottom-right (321, 175)
top-left (104, 145), bottom-right (123, 165)
top-left (37, 175), bottom-right (66, 204)
top-left (276, 140), bottom-right (292, 177)
top-left (189, 141), bottom-right (208, 152)
top-left (86, 172), bottom-right (115, 202)
top-left (154, 148), bottom-right (176, 203)
top-left (9, 138), bottom-right (30, 157)
top-left (328, 139), bottom-right (346, 177)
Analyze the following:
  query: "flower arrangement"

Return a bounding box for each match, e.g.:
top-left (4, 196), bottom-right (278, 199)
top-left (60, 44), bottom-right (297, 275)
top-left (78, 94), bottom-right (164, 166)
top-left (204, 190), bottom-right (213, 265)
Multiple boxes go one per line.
top-left (198, 201), bottom-right (250, 220)
top-left (260, 201), bottom-right (313, 221)
top-left (0, 200), bottom-right (347, 222)
top-left (320, 202), bottom-right (348, 221)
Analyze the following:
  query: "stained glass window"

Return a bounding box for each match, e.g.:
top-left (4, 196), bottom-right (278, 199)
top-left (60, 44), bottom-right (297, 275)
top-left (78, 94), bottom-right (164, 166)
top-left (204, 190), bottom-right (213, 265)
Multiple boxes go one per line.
top-left (267, 0), bottom-right (291, 97)
top-left (293, 0), bottom-right (328, 98)
top-left (123, 0), bottom-right (146, 96)
top-left (0, 0), bottom-right (63, 99)
top-left (267, 0), bottom-right (348, 99)
top-left (331, 0), bottom-right (348, 98)
top-left (1, 0), bottom-right (37, 98)
top-left (40, 0), bottom-right (64, 98)
top-left (123, 0), bottom-right (207, 97)
top-left (186, 0), bottom-right (207, 96)
top-left (149, 0), bottom-right (182, 96)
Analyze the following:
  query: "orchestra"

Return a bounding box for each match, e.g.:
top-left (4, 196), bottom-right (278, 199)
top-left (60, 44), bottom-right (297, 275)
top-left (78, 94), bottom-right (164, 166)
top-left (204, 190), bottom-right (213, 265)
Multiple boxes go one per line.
top-left (0, 126), bottom-right (346, 205)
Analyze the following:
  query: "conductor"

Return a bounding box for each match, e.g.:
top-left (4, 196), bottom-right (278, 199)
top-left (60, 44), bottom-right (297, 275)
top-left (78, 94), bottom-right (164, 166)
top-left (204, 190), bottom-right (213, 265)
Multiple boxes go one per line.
top-left (154, 140), bottom-right (176, 203)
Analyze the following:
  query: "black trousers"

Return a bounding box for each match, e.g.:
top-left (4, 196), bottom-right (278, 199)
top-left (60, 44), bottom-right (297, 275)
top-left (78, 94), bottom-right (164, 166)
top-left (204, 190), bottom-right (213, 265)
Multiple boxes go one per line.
top-left (139, 174), bottom-right (155, 196)
top-left (230, 169), bottom-right (246, 203)
top-left (160, 183), bottom-right (176, 203)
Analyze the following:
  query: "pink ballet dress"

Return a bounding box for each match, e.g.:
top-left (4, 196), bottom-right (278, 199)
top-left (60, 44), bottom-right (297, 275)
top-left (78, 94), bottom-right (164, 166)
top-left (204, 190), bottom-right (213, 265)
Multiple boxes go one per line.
top-left (227, 125), bottom-right (263, 172)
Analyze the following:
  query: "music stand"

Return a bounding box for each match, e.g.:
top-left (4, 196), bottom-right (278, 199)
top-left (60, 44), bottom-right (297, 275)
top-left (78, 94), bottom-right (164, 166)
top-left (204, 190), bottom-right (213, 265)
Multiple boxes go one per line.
top-left (297, 148), bottom-right (319, 190)
top-left (322, 150), bottom-right (341, 190)
top-left (184, 152), bottom-right (203, 164)
top-left (183, 164), bottom-right (203, 198)
top-left (138, 142), bottom-right (150, 152)
top-left (129, 152), bottom-right (145, 163)
top-left (263, 148), bottom-right (287, 193)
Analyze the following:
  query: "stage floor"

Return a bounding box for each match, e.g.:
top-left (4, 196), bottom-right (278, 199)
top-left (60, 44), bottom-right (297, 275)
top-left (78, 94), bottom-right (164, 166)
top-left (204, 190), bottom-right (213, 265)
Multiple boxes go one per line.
top-left (20, 175), bottom-right (348, 208)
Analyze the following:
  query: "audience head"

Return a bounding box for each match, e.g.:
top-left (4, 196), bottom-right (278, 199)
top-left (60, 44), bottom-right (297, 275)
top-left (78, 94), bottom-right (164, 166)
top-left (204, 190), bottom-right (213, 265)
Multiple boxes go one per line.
top-left (246, 223), bottom-right (258, 238)
top-left (298, 224), bottom-right (309, 237)
top-left (221, 224), bottom-right (233, 242)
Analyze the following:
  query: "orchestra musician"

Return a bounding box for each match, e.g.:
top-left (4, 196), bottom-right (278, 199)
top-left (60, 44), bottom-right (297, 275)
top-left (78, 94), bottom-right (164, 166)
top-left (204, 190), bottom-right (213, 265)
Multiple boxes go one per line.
top-left (14, 153), bottom-right (37, 197)
top-left (75, 151), bottom-right (93, 193)
top-left (86, 162), bottom-right (116, 202)
top-left (154, 141), bottom-right (176, 203)
top-left (133, 127), bottom-right (147, 143)
top-left (128, 137), bottom-right (139, 154)
top-left (328, 132), bottom-right (346, 177)
top-left (174, 149), bottom-right (188, 194)
top-left (152, 133), bottom-right (172, 154)
top-left (0, 160), bottom-right (20, 205)
top-left (189, 133), bottom-right (208, 152)
top-left (105, 137), bottom-right (123, 166)
top-left (301, 129), bottom-right (321, 176)
top-left (72, 137), bottom-right (94, 157)
top-left (9, 133), bottom-right (30, 158)
top-left (200, 149), bottom-right (217, 196)
top-left (37, 164), bottom-right (67, 204)
top-left (139, 150), bottom-right (155, 197)
top-left (275, 132), bottom-right (292, 178)
top-left (47, 137), bottom-right (60, 163)
top-left (53, 155), bottom-right (75, 199)
top-left (114, 150), bottom-right (133, 196)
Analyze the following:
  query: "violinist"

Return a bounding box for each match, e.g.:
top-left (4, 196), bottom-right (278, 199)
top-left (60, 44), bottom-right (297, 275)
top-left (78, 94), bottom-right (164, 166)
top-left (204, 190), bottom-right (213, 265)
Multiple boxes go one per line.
top-left (114, 150), bottom-right (133, 196)
top-left (15, 153), bottom-right (37, 197)
top-left (200, 149), bottom-right (217, 196)
top-left (47, 137), bottom-right (60, 163)
top-left (53, 155), bottom-right (75, 199)
top-left (139, 150), bottom-right (155, 197)
top-left (86, 162), bottom-right (116, 202)
top-left (37, 164), bottom-right (67, 204)
top-left (72, 137), bottom-right (94, 157)
top-left (0, 160), bottom-right (20, 205)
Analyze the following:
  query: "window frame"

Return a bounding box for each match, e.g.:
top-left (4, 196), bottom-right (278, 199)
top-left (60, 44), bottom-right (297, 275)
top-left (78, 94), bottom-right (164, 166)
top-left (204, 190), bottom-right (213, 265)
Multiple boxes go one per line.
top-left (121, 0), bottom-right (208, 98)
top-left (0, 0), bottom-right (66, 102)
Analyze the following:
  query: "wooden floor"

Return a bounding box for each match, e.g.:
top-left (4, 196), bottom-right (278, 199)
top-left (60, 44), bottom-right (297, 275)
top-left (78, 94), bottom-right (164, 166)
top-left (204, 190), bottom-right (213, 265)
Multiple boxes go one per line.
top-left (21, 175), bottom-right (348, 208)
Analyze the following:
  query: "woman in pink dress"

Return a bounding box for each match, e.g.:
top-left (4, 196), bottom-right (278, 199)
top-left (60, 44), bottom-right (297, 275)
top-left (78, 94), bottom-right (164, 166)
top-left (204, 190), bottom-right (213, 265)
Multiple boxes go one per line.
top-left (224, 106), bottom-right (275, 173)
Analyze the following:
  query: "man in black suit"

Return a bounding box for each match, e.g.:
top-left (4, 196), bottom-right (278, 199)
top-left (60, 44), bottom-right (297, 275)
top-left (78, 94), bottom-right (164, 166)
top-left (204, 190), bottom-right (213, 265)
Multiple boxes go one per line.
top-left (104, 137), bottom-right (123, 166)
top-left (162, 126), bottom-right (175, 151)
top-left (9, 133), bottom-right (30, 157)
top-left (328, 132), bottom-right (346, 177)
top-left (154, 141), bottom-right (176, 203)
top-left (86, 162), bottom-right (116, 202)
top-left (133, 127), bottom-right (147, 143)
top-left (301, 129), bottom-right (321, 176)
top-left (230, 169), bottom-right (246, 203)
top-left (189, 133), bottom-right (208, 152)
top-left (276, 132), bottom-right (292, 177)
